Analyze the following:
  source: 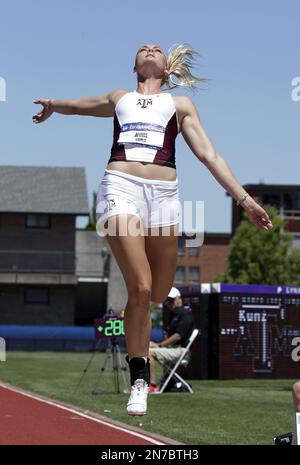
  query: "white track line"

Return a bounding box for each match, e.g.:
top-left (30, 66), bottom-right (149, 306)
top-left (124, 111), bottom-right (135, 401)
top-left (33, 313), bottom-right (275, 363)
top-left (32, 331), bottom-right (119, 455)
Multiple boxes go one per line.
top-left (0, 382), bottom-right (165, 445)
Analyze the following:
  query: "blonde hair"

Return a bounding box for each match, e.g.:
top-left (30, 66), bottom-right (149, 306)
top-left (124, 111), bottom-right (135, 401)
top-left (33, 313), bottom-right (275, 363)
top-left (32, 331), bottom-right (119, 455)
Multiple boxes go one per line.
top-left (161, 43), bottom-right (209, 92)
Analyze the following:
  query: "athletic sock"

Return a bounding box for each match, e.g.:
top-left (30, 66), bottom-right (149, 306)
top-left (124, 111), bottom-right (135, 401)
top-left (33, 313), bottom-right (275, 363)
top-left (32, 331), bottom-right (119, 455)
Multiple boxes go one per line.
top-left (125, 356), bottom-right (150, 385)
top-left (129, 356), bottom-right (147, 363)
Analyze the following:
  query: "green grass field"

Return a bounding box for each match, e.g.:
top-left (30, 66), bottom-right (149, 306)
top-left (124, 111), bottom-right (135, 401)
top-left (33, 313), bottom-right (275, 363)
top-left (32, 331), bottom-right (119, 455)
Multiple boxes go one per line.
top-left (0, 351), bottom-right (297, 445)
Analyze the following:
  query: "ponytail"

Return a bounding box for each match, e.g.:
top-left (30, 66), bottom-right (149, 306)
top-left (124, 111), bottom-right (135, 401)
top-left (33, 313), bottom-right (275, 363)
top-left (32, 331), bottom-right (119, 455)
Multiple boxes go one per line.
top-left (161, 43), bottom-right (209, 92)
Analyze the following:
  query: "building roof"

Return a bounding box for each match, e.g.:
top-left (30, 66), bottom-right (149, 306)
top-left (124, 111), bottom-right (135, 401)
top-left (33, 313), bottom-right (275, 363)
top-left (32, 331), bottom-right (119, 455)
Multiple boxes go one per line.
top-left (243, 184), bottom-right (300, 192)
top-left (226, 183), bottom-right (300, 196)
top-left (0, 165), bottom-right (90, 215)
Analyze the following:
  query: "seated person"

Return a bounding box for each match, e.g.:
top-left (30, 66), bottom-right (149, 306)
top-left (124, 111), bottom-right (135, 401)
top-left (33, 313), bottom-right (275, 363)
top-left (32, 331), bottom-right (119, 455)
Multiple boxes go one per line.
top-left (148, 287), bottom-right (195, 393)
top-left (274, 381), bottom-right (300, 445)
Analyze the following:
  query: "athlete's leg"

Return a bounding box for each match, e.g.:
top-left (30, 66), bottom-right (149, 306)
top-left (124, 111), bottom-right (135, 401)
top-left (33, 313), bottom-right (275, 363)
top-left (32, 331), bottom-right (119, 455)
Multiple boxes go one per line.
top-left (148, 352), bottom-right (158, 385)
top-left (144, 224), bottom-right (179, 385)
top-left (292, 381), bottom-right (300, 411)
top-left (104, 214), bottom-right (152, 415)
top-left (105, 214), bottom-right (152, 359)
top-left (145, 223), bottom-right (179, 304)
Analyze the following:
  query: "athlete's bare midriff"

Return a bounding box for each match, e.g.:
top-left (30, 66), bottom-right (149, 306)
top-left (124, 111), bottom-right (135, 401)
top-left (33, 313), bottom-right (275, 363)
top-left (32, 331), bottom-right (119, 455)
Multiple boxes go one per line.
top-left (105, 160), bottom-right (177, 181)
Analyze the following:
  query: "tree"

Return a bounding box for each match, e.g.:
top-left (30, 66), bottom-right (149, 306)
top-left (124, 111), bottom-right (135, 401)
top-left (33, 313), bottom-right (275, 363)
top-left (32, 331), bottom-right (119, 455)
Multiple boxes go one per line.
top-left (85, 191), bottom-right (97, 231)
top-left (214, 205), bottom-right (300, 285)
top-left (287, 248), bottom-right (300, 285)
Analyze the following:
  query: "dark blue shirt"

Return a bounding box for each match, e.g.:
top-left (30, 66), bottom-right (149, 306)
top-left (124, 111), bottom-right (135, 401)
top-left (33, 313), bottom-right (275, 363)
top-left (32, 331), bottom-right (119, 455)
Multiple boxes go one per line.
top-left (167, 305), bottom-right (195, 348)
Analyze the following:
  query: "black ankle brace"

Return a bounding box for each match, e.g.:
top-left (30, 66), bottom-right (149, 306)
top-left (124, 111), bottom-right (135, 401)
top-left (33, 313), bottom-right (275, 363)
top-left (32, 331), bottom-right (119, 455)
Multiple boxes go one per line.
top-left (126, 356), bottom-right (150, 385)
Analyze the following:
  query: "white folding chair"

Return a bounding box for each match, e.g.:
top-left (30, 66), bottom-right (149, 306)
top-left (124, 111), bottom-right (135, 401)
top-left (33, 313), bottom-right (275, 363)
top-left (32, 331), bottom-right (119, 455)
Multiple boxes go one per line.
top-left (154, 328), bottom-right (199, 394)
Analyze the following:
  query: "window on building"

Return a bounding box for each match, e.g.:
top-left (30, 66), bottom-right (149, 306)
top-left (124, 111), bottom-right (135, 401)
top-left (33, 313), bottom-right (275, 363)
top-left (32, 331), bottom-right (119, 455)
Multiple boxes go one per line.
top-left (188, 246), bottom-right (200, 256)
top-left (24, 287), bottom-right (49, 305)
top-left (188, 266), bottom-right (200, 283)
top-left (174, 266), bottom-right (185, 283)
top-left (261, 193), bottom-right (281, 209)
top-left (178, 236), bottom-right (185, 256)
top-left (283, 192), bottom-right (300, 214)
top-left (26, 214), bottom-right (51, 229)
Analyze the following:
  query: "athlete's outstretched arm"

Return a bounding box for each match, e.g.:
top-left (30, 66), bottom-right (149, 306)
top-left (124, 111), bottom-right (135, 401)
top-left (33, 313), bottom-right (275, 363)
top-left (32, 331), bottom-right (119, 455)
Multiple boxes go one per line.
top-left (179, 96), bottom-right (273, 231)
top-left (32, 90), bottom-right (124, 124)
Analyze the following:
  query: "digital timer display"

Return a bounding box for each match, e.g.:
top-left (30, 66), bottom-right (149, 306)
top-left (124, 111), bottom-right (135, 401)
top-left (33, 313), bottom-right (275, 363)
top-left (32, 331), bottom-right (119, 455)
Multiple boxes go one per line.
top-left (94, 316), bottom-right (125, 339)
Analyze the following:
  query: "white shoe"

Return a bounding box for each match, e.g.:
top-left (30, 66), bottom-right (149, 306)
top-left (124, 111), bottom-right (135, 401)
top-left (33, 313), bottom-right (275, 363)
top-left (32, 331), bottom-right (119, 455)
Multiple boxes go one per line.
top-left (127, 379), bottom-right (149, 416)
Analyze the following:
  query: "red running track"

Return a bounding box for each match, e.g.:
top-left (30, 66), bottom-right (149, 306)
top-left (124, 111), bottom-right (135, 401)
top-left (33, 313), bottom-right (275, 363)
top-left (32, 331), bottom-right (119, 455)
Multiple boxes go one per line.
top-left (0, 384), bottom-right (170, 445)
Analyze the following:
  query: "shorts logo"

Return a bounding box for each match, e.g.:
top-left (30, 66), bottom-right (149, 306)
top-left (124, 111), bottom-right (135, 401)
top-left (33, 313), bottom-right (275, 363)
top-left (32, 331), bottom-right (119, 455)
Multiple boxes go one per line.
top-left (104, 199), bottom-right (116, 213)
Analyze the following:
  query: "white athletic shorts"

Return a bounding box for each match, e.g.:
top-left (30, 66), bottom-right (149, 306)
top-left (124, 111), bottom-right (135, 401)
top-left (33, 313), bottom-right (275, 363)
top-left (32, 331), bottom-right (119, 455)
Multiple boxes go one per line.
top-left (96, 168), bottom-right (181, 236)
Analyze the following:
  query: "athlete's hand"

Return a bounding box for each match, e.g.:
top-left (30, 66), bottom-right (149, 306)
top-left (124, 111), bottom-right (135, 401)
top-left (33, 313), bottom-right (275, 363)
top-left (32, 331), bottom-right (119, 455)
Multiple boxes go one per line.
top-left (32, 99), bottom-right (54, 124)
top-left (242, 198), bottom-right (273, 231)
top-left (149, 341), bottom-right (159, 348)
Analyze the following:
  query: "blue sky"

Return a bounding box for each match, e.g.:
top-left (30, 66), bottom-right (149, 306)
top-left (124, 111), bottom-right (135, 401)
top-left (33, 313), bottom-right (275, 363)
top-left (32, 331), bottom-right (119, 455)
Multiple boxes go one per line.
top-left (0, 0), bottom-right (299, 232)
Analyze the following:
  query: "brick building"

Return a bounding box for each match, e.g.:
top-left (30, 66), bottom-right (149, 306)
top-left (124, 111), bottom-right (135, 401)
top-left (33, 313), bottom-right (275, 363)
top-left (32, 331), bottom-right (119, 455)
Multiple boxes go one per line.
top-left (230, 183), bottom-right (300, 239)
top-left (174, 232), bottom-right (231, 286)
top-left (175, 183), bottom-right (300, 290)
